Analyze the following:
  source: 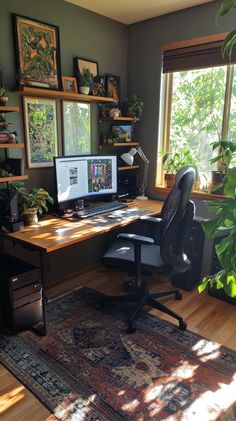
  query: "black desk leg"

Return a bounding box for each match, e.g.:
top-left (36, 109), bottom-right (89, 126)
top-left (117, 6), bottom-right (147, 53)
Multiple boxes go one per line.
top-left (34, 251), bottom-right (47, 336)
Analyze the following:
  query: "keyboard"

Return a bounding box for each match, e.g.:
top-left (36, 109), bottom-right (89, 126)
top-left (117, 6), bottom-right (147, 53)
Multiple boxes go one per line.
top-left (75, 201), bottom-right (127, 218)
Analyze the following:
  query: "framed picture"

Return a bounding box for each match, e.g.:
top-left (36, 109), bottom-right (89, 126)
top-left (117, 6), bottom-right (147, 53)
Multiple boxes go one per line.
top-left (74, 57), bottom-right (98, 79)
top-left (93, 75), bottom-right (106, 97)
top-left (13, 14), bottom-right (61, 90)
top-left (106, 74), bottom-right (120, 104)
top-left (23, 97), bottom-right (58, 168)
top-left (62, 100), bottom-right (91, 156)
top-left (112, 125), bottom-right (133, 142)
top-left (62, 76), bottom-right (78, 93)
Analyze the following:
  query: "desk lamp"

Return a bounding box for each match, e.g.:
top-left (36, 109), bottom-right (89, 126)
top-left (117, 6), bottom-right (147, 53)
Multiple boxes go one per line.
top-left (121, 147), bottom-right (149, 200)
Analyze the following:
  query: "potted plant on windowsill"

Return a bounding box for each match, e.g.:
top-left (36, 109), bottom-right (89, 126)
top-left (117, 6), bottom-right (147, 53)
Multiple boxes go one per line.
top-left (12, 183), bottom-right (54, 225)
top-left (78, 68), bottom-right (94, 95)
top-left (210, 140), bottom-right (236, 194)
top-left (198, 167), bottom-right (236, 301)
top-left (161, 146), bottom-right (200, 188)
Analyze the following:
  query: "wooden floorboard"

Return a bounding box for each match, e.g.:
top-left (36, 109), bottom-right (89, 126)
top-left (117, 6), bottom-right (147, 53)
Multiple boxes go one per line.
top-left (1, 265), bottom-right (236, 420)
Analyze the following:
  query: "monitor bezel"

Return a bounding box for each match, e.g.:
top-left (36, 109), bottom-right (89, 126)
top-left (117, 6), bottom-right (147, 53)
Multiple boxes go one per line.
top-left (54, 154), bottom-right (118, 206)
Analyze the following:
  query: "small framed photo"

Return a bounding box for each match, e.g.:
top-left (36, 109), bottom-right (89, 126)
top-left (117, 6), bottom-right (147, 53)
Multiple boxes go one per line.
top-left (112, 125), bottom-right (133, 142)
top-left (74, 57), bottom-right (98, 79)
top-left (93, 75), bottom-right (106, 97)
top-left (23, 96), bottom-right (58, 168)
top-left (62, 76), bottom-right (78, 93)
top-left (106, 74), bottom-right (120, 104)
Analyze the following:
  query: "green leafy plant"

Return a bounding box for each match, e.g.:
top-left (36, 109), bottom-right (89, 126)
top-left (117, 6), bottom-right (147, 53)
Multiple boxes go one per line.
top-left (79, 68), bottom-right (93, 87)
top-left (123, 95), bottom-right (144, 118)
top-left (198, 168), bottom-right (236, 298)
top-left (0, 87), bottom-right (6, 97)
top-left (217, 0), bottom-right (236, 57)
top-left (161, 146), bottom-right (200, 174)
top-left (210, 140), bottom-right (236, 173)
top-left (12, 183), bottom-right (53, 216)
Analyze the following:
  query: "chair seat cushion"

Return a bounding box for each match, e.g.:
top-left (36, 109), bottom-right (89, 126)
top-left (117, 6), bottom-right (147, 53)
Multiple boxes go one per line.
top-left (102, 240), bottom-right (169, 272)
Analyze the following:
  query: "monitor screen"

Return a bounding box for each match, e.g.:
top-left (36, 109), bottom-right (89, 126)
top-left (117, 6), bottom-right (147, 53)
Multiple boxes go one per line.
top-left (54, 155), bottom-right (117, 204)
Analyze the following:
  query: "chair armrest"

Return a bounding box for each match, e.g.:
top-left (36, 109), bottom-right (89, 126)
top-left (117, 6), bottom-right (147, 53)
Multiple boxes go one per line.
top-left (140, 216), bottom-right (162, 225)
top-left (117, 233), bottom-right (154, 245)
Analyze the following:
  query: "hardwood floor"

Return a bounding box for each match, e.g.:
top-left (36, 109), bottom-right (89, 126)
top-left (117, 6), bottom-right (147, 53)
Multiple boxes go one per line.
top-left (1, 265), bottom-right (236, 421)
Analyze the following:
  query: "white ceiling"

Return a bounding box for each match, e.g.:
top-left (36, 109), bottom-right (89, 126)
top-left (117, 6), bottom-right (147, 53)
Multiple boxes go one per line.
top-left (65, 0), bottom-right (214, 25)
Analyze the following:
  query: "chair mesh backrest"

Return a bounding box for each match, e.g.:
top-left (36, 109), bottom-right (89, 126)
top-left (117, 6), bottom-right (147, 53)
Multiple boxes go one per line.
top-left (160, 166), bottom-right (196, 273)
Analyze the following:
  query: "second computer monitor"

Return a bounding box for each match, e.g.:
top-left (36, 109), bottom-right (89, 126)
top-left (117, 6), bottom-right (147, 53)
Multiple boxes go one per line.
top-left (54, 155), bottom-right (117, 205)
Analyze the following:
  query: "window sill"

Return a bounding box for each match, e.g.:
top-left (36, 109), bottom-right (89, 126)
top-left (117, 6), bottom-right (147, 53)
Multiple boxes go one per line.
top-left (154, 186), bottom-right (227, 200)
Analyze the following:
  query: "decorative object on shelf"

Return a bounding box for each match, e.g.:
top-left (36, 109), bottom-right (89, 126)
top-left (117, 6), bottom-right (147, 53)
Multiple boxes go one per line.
top-left (121, 147), bottom-right (149, 199)
top-left (111, 125), bottom-right (132, 142)
top-left (198, 167), bottom-right (236, 300)
top-left (12, 182), bottom-right (53, 225)
top-left (62, 76), bottom-right (78, 93)
top-left (106, 74), bottom-right (120, 104)
top-left (23, 96), bottom-right (58, 168)
top-left (109, 107), bottom-right (121, 118)
top-left (210, 140), bottom-right (236, 194)
top-left (122, 95), bottom-right (144, 118)
top-left (62, 100), bottom-right (91, 155)
top-left (0, 158), bottom-right (23, 179)
top-left (77, 68), bottom-right (94, 94)
top-left (0, 67), bottom-right (8, 105)
top-left (13, 14), bottom-right (61, 90)
top-left (93, 75), bottom-right (106, 96)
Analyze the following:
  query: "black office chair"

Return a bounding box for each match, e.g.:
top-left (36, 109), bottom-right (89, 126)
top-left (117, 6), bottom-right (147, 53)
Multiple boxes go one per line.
top-left (102, 166), bottom-right (196, 333)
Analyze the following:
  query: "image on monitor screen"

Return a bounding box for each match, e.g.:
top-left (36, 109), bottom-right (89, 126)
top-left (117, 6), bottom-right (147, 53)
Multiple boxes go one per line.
top-left (87, 159), bottom-right (112, 193)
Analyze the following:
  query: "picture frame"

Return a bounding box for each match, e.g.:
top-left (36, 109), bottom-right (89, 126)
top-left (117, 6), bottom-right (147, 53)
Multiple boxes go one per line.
top-left (62, 76), bottom-right (78, 93)
top-left (106, 74), bottom-right (120, 104)
top-left (23, 97), bottom-right (58, 168)
top-left (74, 57), bottom-right (99, 79)
top-left (62, 100), bottom-right (91, 156)
top-left (111, 125), bottom-right (133, 142)
top-left (93, 75), bottom-right (106, 97)
top-left (13, 14), bottom-right (61, 90)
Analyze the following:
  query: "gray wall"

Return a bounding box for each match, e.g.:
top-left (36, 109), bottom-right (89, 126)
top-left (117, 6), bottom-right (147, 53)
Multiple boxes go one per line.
top-left (0, 0), bottom-right (128, 194)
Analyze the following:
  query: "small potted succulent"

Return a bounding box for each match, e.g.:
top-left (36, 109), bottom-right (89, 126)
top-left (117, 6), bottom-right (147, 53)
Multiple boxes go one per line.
top-left (78, 68), bottom-right (94, 95)
top-left (12, 183), bottom-right (54, 225)
top-left (210, 140), bottom-right (236, 194)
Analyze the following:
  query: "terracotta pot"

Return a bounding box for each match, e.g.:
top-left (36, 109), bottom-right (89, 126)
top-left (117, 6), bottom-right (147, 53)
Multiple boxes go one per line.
top-left (211, 171), bottom-right (225, 194)
top-left (79, 86), bottom-right (89, 95)
top-left (23, 209), bottom-right (38, 225)
top-left (165, 173), bottom-right (175, 188)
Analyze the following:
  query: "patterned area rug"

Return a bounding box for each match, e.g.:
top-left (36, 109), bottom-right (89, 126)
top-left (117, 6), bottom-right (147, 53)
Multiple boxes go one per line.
top-left (1, 287), bottom-right (236, 420)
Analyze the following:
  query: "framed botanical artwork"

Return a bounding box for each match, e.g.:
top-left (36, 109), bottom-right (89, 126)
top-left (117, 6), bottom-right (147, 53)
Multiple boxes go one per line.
top-left (106, 74), bottom-right (120, 104)
top-left (62, 100), bottom-right (91, 156)
top-left (74, 57), bottom-right (98, 79)
top-left (93, 75), bottom-right (106, 97)
top-left (13, 14), bottom-right (61, 90)
top-left (62, 76), bottom-right (78, 93)
top-left (23, 97), bottom-right (58, 168)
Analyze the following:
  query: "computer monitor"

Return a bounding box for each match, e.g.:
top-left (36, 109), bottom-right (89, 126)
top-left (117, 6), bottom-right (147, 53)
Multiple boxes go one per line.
top-left (54, 155), bottom-right (117, 205)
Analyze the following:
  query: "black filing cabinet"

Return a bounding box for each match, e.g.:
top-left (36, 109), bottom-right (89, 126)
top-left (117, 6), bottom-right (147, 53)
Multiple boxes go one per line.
top-left (0, 254), bottom-right (43, 333)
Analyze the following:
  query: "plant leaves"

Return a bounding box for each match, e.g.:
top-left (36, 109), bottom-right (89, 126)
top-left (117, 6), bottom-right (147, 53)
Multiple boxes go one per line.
top-left (217, 0), bottom-right (236, 19)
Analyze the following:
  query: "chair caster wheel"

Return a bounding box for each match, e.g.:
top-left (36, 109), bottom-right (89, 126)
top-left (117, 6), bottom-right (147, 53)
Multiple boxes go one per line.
top-left (127, 322), bottom-right (136, 334)
top-left (175, 290), bottom-right (182, 300)
top-left (123, 280), bottom-right (135, 292)
top-left (179, 320), bottom-right (187, 331)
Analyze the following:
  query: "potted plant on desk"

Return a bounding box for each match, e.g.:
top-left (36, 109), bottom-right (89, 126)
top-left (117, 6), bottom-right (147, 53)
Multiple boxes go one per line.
top-left (12, 183), bottom-right (53, 225)
top-left (210, 140), bottom-right (236, 194)
top-left (198, 168), bottom-right (236, 301)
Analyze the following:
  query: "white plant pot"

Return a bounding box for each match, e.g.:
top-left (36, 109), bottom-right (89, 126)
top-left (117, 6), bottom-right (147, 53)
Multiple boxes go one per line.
top-left (79, 86), bottom-right (89, 95)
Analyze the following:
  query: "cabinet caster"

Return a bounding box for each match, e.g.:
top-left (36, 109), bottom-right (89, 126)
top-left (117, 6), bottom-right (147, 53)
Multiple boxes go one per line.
top-left (179, 320), bottom-right (187, 331)
top-left (175, 290), bottom-right (182, 300)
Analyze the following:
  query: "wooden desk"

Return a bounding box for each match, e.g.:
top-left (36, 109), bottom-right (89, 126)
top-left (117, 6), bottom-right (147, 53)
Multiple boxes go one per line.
top-left (2, 199), bottom-right (163, 334)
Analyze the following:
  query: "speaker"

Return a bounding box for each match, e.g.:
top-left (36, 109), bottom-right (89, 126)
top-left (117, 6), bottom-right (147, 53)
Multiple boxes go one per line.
top-left (118, 173), bottom-right (139, 198)
top-left (172, 220), bottom-right (205, 291)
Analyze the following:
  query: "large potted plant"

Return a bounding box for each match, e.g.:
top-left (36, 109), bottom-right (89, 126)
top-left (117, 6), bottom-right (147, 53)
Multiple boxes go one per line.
top-left (210, 140), bottom-right (236, 194)
top-left (78, 68), bottom-right (93, 95)
top-left (13, 183), bottom-right (54, 225)
top-left (198, 167), bottom-right (236, 300)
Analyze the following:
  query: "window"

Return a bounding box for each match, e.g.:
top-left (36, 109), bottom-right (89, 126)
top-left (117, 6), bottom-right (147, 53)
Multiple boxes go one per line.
top-left (158, 36), bottom-right (236, 189)
top-left (62, 101), bottom-right (91, 156)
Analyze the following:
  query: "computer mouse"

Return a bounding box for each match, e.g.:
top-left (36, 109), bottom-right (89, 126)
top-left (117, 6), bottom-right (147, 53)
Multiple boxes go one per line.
top-left (107, 214), bottom-right (119, 219)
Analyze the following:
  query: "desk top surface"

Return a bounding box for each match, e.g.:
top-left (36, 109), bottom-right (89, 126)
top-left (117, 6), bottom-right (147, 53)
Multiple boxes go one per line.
top-left (3, 199), bottom-right (163, 253)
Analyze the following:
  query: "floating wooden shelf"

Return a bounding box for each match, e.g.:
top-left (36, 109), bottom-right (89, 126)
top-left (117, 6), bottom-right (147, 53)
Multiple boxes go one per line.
top-left (16, 87), bottom-right (114, 103)
top-left (101, 142), bottom-right (140, 147)
top-left (0, 143), bottom-right (25, 149)
top-left (0, 106), bottom-right (20, 113)
top-left (0, 175), bottom-right (28, 183)
top-left (118, 165), bottom-right (140, 171)
top-left (100, 116), bottom-right (139, 122)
